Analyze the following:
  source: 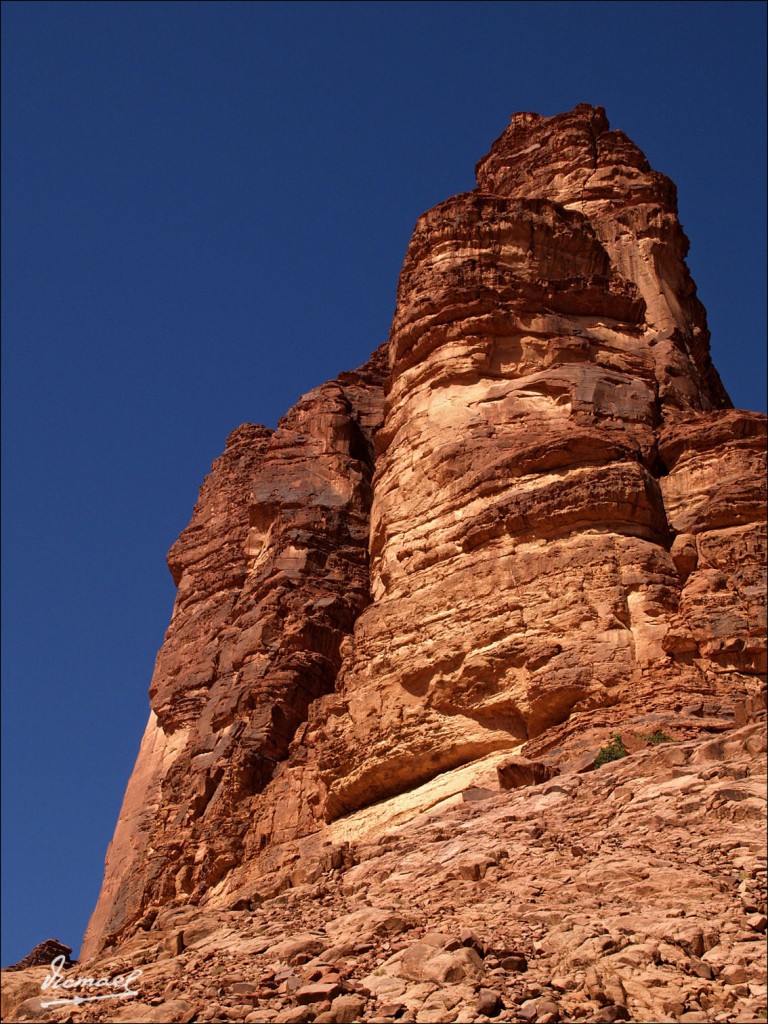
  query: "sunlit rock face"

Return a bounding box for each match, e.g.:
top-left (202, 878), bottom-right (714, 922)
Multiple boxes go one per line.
top-left (83, 106), bottom-right (765, 959)
top-left (297, 103), bottom-right (763, 822)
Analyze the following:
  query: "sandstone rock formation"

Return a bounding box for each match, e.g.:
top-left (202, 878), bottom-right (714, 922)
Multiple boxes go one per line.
top-left (70, 104), bottom-right (766, 1013)
top-left (83, 349), bottom-right (387, 956)
top-left (296, 104), bottom-right (764, 830)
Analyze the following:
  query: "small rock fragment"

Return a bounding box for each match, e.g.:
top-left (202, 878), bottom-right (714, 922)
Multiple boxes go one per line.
top-left (476, 988), bottom-right (502, 1017)
top-left (295, 982), bottom-right (342, 1005)
top-left (329, 994), bottom-right (367, 1023)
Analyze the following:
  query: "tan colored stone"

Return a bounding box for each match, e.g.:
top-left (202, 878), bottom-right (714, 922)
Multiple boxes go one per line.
top-left (0, 970), bottom-right (51, 1024)
top-left (324, 908), bottom-right (412, 945)
top-left (295, 981), bottom-right (341, 1004)
top-left (328, 993), bottom-right (367, 1022)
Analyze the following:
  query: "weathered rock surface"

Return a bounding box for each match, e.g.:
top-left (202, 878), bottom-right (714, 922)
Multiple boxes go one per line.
top-left (3, 939), bottom-right (74, 972)
top-left (82, 349), bottom-right (387, 957)
top-left (5, 713), bottom-right (765, 1022)
top-left (69, 104), bottom-right (767, 1019)
top-left (497, 758), bottom-right (558, 791)
top-left (243, 104), bottom-right (764, 841)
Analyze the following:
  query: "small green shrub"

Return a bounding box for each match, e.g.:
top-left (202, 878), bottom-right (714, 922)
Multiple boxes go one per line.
top-left (643, 729), bottom-right (672, 745)
top-left (594, 734), bottom-right (628, 768)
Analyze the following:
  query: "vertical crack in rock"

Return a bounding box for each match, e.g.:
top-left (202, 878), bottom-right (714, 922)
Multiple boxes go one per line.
top-left (83, 106), bottom-right (766, 958)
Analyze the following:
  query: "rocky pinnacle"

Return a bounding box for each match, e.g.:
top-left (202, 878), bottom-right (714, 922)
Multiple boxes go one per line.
top-left (81, 105), bottom-right (766, 963)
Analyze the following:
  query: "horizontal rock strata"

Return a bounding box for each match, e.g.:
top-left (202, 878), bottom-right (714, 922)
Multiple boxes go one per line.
top-left (82, 105), bottom-right (766, 962)
top-left (82, 349), bottom-right (387, 957)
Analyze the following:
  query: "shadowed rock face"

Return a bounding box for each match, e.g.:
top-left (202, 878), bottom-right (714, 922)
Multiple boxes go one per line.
top-left (82, 350), bottom-right (388, 956)
top-left (3, 939), bottom-right (73, 972)
top-left (83, 105), bottom-right (766, 959)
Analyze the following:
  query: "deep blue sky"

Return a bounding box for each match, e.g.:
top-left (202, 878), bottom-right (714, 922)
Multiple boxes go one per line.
top-left (2, 1), bottom-right (766, 965)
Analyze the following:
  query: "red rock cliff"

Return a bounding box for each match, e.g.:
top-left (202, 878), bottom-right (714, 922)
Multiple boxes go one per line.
top-left (83, 351), bottom-right (387, 955)
top-left (83, 106), bottom-right (766, 959)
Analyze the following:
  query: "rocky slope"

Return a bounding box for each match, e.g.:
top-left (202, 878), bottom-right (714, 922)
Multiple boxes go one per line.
top-left (6, 704), bottom-right (766, 1023)
top-left (4, 104), bottom-right (764, 1024)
